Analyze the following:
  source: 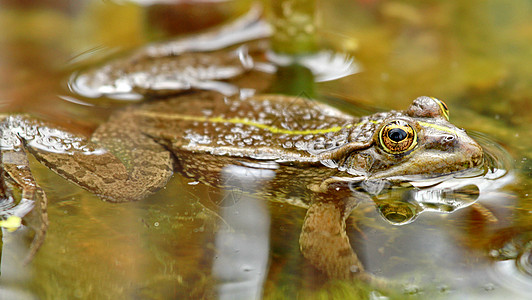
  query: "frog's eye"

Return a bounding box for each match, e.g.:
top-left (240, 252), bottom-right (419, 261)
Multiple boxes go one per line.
top-left (431, 97), bottom-right (449, 121)
top-left (379, 120), bottom-right (418, 154)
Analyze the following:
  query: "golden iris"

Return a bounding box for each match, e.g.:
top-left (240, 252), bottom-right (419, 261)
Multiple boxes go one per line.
top-left (379, 120), bottom-right (417, 154)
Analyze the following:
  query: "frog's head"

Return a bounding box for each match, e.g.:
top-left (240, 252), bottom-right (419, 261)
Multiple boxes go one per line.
top-left (345, 96), bottom-right (484, 180)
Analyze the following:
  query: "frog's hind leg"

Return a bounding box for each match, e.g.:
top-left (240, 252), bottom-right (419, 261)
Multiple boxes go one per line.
top-left (0, 113), bottom-right (173, 261)
top-left (2, 114), bottom-right (174, 203)
top-left (1, 148), bottom-right (48, 263)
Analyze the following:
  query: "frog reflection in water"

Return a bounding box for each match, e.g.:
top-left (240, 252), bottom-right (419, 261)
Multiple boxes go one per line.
top-left (0, 90), bottom-right (483, 281)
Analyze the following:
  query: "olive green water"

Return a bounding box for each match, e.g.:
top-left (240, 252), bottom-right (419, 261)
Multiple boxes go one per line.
top-left (0, 0), bottom-right (532, 299)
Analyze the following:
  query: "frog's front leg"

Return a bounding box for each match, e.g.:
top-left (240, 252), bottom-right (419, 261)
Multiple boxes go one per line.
top-left (300, 198), bottom-right (365, 279)
top-left (298, 189), bottom-right (386, 286)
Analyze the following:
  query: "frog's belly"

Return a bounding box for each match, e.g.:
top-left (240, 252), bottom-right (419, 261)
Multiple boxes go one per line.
top-left (174, 150), bottom-right (338, 208)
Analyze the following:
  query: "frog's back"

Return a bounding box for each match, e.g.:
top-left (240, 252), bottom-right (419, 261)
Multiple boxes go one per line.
top-left (129, 92), bottom-right (361, 163)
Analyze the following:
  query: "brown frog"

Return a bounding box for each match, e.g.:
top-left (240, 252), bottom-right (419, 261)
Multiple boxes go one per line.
top-left (0, 89), bottom-right (483, 282)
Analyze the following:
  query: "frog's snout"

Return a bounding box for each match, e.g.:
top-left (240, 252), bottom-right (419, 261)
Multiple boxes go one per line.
top-left (424, 134), bottom-right (457, 151)
top-left (433, 128), bottom-right (484, 169)
top-left (460, 134), bottom-right (484, 168)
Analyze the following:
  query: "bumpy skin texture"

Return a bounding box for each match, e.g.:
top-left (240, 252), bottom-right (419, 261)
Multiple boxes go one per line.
top-left (0, 93), bottom-right (483, 281)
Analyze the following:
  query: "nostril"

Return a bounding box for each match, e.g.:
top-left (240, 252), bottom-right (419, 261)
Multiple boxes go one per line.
top-left (440, 135), bottom-right (456, 146)
top-left (443, 135), bottom-right (454, 141)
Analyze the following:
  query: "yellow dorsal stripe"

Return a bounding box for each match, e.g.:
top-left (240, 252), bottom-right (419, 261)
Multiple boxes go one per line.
top-left (208, 116), bottom-right (353, 135)
top-left (136, 111), bottom-right (357, 135)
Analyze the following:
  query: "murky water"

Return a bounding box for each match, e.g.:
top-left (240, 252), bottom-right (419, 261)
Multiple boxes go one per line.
top-left (0, 0), bottom-right (532, 299)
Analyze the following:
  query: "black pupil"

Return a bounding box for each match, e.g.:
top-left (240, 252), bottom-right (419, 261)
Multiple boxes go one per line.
top-left (388, 128), bottom-right (407, 142)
